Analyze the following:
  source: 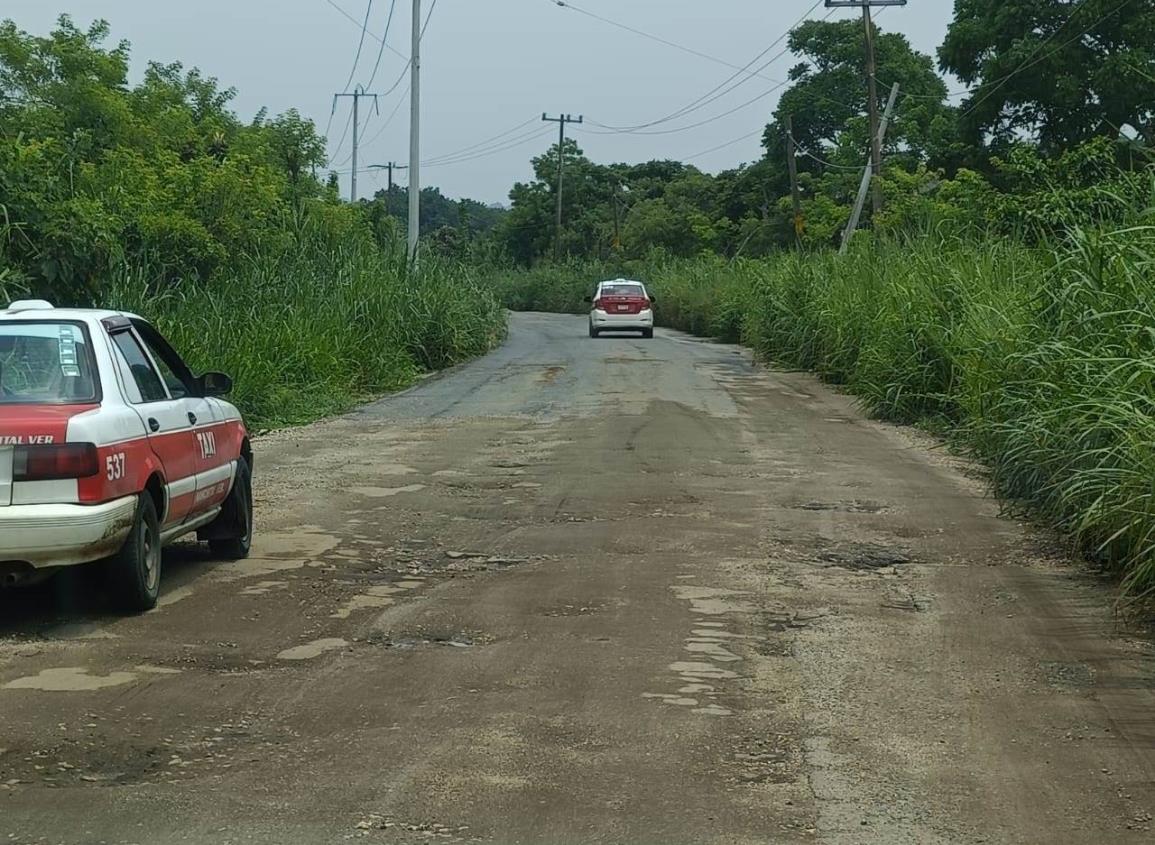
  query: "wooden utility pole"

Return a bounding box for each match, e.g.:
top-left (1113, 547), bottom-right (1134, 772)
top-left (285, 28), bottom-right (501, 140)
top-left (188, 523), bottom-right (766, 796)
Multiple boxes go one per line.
top-left (542, 112), bottom-right (584, 262)
top-left (368, 162), bottom-right (407, 193)
top-left (824, 1), bottom-right (906, 216)
top-left (784, 116), bottom-right (804, 248)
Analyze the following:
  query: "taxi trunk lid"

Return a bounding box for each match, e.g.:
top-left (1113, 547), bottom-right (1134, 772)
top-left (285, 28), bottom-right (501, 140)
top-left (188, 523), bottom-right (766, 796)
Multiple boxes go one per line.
top-left (0, 404), bottom-right (96, 506)
top-left (600, 295), bottom-right (648, 315)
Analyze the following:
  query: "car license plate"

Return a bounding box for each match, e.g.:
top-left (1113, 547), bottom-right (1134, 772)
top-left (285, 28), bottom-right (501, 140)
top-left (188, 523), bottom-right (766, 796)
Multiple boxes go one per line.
top-left (617, 304), bottom-right (629, 311)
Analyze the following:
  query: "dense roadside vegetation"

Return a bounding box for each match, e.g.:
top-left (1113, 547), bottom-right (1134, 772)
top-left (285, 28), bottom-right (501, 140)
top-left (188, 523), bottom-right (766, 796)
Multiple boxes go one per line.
top-left (0, 17), bottom-right (503, 427)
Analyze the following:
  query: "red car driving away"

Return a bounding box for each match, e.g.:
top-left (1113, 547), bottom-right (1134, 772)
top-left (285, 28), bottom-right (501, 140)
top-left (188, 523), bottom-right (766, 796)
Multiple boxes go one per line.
top-left (587, 279), bottom-right (656, 338)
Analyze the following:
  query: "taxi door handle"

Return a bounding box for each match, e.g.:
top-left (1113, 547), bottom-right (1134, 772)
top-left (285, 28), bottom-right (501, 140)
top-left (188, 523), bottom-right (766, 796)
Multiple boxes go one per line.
top-left (148, 417), bottom-right (160, 433)
top-left (188, 412), bottom-right (198, 426)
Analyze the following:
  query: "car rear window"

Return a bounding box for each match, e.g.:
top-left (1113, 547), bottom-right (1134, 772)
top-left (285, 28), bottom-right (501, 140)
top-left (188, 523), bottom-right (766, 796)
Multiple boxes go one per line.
top-left (601, 284), bottom-right (646, 297)
top-left (0, 322), bottom-right (98, 404)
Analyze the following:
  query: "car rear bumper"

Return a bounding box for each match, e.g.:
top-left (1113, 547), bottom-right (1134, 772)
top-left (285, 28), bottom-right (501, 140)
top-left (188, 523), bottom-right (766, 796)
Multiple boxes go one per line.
top-left (592, 309), bottom-right (654, 330)
top-left (0, 495), bottom-right (137, 572)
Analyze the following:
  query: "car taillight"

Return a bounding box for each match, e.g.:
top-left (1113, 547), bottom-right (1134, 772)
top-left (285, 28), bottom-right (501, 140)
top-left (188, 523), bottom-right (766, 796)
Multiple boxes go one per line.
top-left (641, 299), bottom-right (651, 309)
top-left (13, 443), bottom-right (100, 481)
top-left (593, 299), bottom-right (604, 310)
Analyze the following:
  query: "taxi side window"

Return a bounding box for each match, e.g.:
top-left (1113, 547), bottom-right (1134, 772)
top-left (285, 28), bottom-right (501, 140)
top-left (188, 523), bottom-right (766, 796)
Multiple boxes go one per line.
top-left (111, 332), bottom-right (168, 404)
top-left (134, 322), bottom-right (194, 400)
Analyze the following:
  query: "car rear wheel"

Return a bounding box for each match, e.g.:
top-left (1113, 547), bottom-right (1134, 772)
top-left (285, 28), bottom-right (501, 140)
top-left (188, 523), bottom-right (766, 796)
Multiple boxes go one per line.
top-left (208, 459), bottom-right (253, 560)
top-left (642, 328), bottom-right (654, 339)
top-left (589, 323), bottom-right (599, 338)
top-left (106, 493), bottom-right (162, 612)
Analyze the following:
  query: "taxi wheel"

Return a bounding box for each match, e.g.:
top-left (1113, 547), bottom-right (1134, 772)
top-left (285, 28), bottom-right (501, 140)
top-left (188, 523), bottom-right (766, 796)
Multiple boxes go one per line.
top-left (107, 493), bottom-right (161, 613)
top-left (209, 459), bottom-right (252, 560)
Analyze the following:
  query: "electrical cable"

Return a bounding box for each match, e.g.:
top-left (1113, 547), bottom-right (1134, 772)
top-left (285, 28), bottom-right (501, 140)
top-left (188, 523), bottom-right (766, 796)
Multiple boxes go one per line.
top-left (338, 0), bottom-right (375, 95)
top-left (572, 1), bottom-right (830, 134)
top-left (363, 0), bottom-right (399, 90)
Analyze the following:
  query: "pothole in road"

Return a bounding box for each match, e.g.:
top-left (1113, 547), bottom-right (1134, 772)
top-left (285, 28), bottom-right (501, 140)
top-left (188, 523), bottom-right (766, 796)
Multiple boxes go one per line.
top-left (542, 601), bottom-right (608, 618)
top-left (1041, 661), bottom-right (1096, 691)
top-left (815, 544), bottom-right (911, 571)
top-left (730, 737), bottom-right (799, 785)
top-left (364, 630), bottom-right (489, 650)
top-left (795, 500), bottom-right (888, 514)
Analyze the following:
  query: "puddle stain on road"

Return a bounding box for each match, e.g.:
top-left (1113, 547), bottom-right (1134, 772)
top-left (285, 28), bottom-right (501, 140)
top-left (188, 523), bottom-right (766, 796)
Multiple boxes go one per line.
top-left (276, 638), bottom-right (349, 661)
top-left (353, 484), bottom-right (427, 499)
top-left (2, 664), bottom-right (179, 691)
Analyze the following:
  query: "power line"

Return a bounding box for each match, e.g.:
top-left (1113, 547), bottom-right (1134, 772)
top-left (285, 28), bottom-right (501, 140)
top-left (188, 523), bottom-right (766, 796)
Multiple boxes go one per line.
top-left (425, 126), bottom-right (559, 169)
top-left (363, 0), bottom-right (400, 90)
top-left (544, 0), bottom-right (802, 85)
top-left (339, 0), bottom-right (375, 94)
top-left (321, 0), bottom-right (407, 59)
top-left (355, 0), bottom-right (439, 149)
top-left (685, 128), bottom-right (766, 162)
top-left (579, 1), bottom-right (830, 134)
top-left (421, 117), bottom-right (541, 165)
top-left (350, 82), bottom-right (411, 160)
top-left (334, 125), bottom-right (555, 173)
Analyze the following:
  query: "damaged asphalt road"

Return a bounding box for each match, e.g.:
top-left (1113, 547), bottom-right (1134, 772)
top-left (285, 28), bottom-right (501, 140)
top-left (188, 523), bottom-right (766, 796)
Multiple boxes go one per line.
top-left (1, 312), bottom-right (1154, 844)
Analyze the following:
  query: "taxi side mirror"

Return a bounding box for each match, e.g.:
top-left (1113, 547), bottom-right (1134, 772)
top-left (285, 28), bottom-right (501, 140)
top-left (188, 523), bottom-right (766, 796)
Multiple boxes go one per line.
top-left (199, 372), bottom-right (233, 397)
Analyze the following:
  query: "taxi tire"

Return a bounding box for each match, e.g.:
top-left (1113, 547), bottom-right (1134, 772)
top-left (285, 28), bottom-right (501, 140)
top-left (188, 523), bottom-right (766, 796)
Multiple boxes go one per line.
top-left (107, 493), bottom-right (161, 613)
top-left (209, 459), bottom-right (252, 560)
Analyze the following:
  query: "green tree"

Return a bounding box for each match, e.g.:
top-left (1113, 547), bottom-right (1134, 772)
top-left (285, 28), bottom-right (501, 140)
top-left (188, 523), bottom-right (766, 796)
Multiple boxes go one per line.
top-left (767, 19), bottom-right (952, 166)
top-left (940, 0), bottom-right (1155, 149)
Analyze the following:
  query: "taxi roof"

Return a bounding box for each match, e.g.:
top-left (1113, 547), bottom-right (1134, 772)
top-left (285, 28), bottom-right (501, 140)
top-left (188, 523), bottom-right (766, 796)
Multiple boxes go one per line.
top-left (1, 300), bottom-right (141, 323)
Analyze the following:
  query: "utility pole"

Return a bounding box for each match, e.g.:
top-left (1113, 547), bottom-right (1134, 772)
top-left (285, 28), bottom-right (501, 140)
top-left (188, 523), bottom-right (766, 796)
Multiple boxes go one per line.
top-left (333, 86), bottom-right (379, 202)
top-left (841, 82), bottom-right (899, 253)
top-left (784, 116), bottom-right (803, 248)
top-left (825, 1), bottom-right (906, 215)
top-left (408, 0), bottom-right (421, 263)
top-left (368, 162), bottom-right (407, 192)
top-left (542, 112), bottom-right (583, 262)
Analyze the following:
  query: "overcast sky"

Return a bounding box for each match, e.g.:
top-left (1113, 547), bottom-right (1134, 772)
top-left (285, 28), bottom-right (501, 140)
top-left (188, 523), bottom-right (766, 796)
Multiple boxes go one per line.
top-left (5, 0), bottom-right (958, 204)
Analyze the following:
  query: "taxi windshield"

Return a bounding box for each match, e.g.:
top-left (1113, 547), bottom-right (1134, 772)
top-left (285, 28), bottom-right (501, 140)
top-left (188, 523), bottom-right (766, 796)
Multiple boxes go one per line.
top-left (0, 322), bottom-right (98, 404)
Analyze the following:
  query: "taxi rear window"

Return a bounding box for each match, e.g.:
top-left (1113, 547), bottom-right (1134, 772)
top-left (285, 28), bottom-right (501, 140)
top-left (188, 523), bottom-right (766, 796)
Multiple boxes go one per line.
top-left (601, 284), bottom-right (645, 297)
top-left (0, 322), bottom-right (99, 404)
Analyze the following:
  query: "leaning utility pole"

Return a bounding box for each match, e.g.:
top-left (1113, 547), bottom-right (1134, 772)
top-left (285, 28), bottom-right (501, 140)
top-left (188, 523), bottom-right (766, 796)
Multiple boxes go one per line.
top-left (784, 116), bottom-right (804, 248)
top-left (333, 86), bottom-right (379, 202)
top-left (408, 0), bottom-right (422, 263)
top-left (542, 112), bottom-right (583, 262)
top-left (841, 82), bottom-right (899, 253)
top-left (825, 1), bottom-right (906, 215)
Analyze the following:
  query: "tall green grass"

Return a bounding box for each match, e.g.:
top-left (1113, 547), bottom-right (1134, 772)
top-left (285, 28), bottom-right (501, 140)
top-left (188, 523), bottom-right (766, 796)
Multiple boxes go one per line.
top-left (492, 228), bottom-right (1155, 598)
top-left (102, 237), bottom-right (505, 428)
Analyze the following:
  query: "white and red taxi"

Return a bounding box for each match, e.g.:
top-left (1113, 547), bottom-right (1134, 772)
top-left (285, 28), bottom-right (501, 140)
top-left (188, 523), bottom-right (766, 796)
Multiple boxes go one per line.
top-left (0, 300), bottom-right (253, 611)
top-left (586, 279), bottom-right (656, 338)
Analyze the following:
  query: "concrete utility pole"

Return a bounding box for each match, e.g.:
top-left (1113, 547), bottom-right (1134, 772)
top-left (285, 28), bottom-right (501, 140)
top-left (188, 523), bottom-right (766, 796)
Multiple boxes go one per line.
top-left (408, 0), bottom-right (421, 262)
top-left (333, 86), bottom-right (379, 202)
top-left (784, 116), bottom-right (804, 248)
top-left (841, 82), bottom-right (900, 253)
top-left (824, 0), bottom-right (906, 215)
top-left (542, 113), bottom-right (584, 262)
